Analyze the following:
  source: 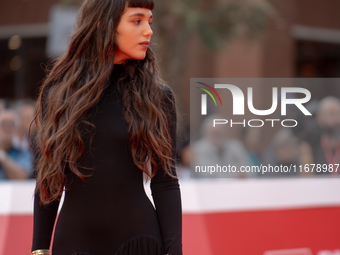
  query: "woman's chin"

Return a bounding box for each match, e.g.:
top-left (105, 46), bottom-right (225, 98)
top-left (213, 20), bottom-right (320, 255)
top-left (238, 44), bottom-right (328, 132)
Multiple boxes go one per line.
top-left (133, 53), bottom-right (147, 61)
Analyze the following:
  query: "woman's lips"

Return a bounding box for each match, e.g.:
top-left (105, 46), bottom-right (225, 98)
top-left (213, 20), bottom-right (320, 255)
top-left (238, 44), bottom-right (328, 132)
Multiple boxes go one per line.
top-left (139, 41), bottom-right (149, 47)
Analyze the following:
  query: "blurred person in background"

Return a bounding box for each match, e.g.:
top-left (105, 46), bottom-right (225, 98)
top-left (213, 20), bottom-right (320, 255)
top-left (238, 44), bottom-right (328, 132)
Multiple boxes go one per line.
top-left (12, 99), bottom-right (36, 167)
top-left (241, 126), bottom-right (262, 169)
top-left (311, 96), bottom-right (340, 175)
top-left (262, 128), bottom-right (303, 178)
top-left (192, 113), bottom-right (254, 178)
top-left (177, 138), bottom-right (191, 180)
top-left (291, 99), bottom-right (318, 175)
top-left (0, 109), bottom-right (33, 179)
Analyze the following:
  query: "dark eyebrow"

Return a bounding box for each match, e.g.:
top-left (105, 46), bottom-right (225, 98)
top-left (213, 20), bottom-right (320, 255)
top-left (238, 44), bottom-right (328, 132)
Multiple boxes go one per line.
top-left (128, 13), bottom-right (153, 19)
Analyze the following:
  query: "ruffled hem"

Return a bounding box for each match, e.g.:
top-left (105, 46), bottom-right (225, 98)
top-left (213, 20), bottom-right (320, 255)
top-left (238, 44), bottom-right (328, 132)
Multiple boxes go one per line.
top-left (114, 234), bottom-right (165, 255)
top-left (70, 234), bottom-right (165, 255)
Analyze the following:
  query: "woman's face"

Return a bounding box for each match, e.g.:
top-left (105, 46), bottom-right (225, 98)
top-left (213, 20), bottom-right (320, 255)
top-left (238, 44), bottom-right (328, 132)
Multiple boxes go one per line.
top-left (114, 7), bottom-right (153, 64)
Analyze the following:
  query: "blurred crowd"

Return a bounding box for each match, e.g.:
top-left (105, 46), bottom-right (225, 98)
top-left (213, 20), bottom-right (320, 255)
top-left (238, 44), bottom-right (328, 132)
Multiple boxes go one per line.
top-left (178, 95), bottom-right (340, 179)
top-left (0, 98), bottom-right (36, 180)
top-left (2, 94), bottom-right (340, 181)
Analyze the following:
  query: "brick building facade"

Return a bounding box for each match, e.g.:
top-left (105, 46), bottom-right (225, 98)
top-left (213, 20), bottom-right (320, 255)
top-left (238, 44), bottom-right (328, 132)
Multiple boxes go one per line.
top-left (1, 0), bottom-right (340, 134)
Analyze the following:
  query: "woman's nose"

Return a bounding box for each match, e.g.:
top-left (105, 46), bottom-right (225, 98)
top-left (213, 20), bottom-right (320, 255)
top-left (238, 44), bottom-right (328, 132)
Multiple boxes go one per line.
top-left (144, 23), bottom-right (153, 37)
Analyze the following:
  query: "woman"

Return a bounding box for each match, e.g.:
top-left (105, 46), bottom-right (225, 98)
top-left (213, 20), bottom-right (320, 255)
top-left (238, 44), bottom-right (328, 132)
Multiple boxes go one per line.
top-left (30, 0), bottom-right (182, 254)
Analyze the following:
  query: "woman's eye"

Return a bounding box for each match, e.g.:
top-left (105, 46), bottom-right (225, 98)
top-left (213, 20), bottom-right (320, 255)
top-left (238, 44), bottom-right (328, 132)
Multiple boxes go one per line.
top-left (133, 19), bottom-right (141, 24)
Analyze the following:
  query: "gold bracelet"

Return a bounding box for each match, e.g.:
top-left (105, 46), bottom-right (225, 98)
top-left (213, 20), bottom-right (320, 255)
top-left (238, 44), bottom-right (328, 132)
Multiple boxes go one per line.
top-left (31, 249), bottom-right (50, 255)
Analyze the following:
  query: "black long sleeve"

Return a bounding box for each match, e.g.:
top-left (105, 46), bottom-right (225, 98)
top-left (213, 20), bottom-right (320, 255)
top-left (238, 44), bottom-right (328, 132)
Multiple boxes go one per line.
top-left (150, 86), bottom-right (183, 255)
top-left (31, 191), bottom-right (60, 251)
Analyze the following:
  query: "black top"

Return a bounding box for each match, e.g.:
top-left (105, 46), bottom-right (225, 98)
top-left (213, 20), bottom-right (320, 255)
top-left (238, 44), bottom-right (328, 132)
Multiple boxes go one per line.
top-left (31, 64), bottom-right (183, 255)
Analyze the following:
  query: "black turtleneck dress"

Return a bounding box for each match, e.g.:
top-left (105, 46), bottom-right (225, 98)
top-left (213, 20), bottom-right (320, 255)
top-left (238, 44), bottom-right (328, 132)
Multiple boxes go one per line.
top-left (31, 64), bottom-right (183, 255)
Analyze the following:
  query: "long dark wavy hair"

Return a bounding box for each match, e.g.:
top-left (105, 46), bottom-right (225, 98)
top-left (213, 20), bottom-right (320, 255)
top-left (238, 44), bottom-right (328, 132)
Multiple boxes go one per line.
top-left (30, 0), bottom-right (178, 206)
